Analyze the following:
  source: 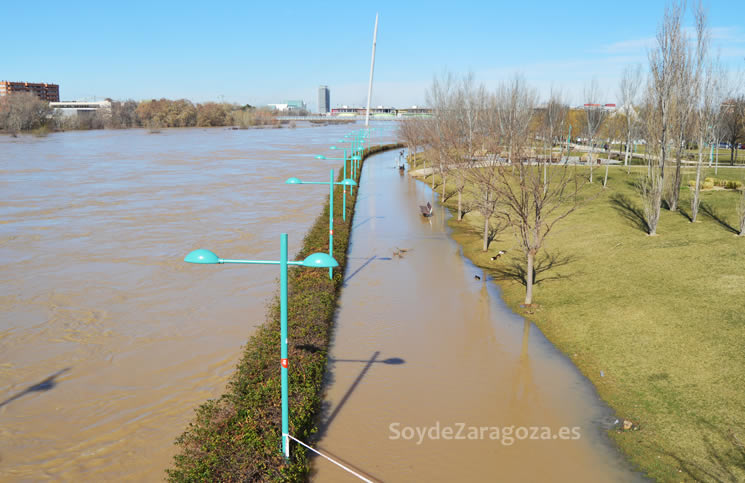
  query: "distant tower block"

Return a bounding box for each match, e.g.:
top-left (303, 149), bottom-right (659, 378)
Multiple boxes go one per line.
top-left (318, 85), bottom-right (330, 114)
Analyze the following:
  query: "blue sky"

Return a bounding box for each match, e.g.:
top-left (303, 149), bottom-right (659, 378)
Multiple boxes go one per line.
top-left (2, 1), bottom-right (743, 109)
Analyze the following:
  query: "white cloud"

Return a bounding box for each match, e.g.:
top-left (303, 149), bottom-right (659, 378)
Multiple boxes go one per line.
top-left (598, 37), bottom-right (656, 54)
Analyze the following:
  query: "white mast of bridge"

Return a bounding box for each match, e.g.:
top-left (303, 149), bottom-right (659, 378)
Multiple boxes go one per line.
top-left (364, 13), bottom-right (379, 128)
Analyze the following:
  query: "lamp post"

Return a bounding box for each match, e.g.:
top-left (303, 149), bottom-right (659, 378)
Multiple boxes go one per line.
top-left (286, 169), bottom-right (356, 279)
top-left (339, 135), bottom-right (366, 194)
top-left (315, 148), bottom-right (350, 219)
top-left (184, 234), bottom-right (338, 461)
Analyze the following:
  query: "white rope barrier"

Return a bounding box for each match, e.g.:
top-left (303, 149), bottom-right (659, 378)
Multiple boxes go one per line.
top-left (285, 433), bottom-right (374, 483)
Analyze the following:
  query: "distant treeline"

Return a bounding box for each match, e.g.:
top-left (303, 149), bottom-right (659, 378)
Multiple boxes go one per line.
top-left (0, 92), bottom-right (280, 133)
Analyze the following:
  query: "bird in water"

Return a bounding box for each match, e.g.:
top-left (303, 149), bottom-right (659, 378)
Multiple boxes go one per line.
top-left (474, 274), bottom-right (481, 280)
top-left (393, 247), bottom-right (411, 258)
top-left (490, 250), bottom-right (506, 261)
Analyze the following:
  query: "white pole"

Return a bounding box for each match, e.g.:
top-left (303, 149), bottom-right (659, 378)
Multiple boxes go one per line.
top-left (365, 13), bottom-right (379, 128)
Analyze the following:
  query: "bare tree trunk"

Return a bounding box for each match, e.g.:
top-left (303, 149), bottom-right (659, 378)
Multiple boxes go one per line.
top-left (457, 190), bottom-right (462, 221)
top-left (669, 153), bottom-right (682, 211)
top-left (642, 170), bottom-right (663, 235)
top-left (525, 251), bottom-right (535, 305)
top-left (739, 188), bottom-right (745, 236)
top-left (624, 136), bottom-right (631, 167)
top-left (442, 169), bottom-right (446, 198)
top-left (483, 215), bottom-right (490, 252)
top-left (692, 135), bottom-right (704, 222)
top-left (603, 161), bottom-right (609, 188)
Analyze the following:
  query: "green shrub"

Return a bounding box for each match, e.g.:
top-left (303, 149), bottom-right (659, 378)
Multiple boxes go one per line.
top-left (689, 177), bottom-right (742, 190)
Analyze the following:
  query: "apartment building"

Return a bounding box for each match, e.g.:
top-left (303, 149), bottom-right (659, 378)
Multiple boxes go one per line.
top-left (0, 81), bottom-right (60, 102)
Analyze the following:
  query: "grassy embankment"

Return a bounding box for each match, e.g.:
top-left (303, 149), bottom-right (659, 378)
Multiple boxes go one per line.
top-left (167, 143), bottom-right (402, 482)
top-left (412, 155), bottom-right (745, 482)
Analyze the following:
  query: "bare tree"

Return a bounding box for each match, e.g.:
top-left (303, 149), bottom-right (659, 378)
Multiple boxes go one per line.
top-left (583, 79), bottom-right (606, 183)
top-left (496, 75), bottom-right (537, 166)
top-left (691, 3), bottom-right (716, 222)
top-left (426, 73), bottom-right (459, 195)
top-left (639, 86), bottom-right (665, 235)
top-left (468, 92), bottom-right (506, 251)
top-left (618, 64), bottom-right (643, 173)
top-left (452, 74), bottom-right (488, 220)
top-left (397, 117), bottom-right (427, 167)
top-left (666, 3), bottom-right (701, 212)
top-left (643, 0), bottom-right (687, 233)
top-left (534, 89), bottom-right (570, 204)
top-left (648, 0), bottom-right (687, 180)
top-left (467, 76), bottom-right (538, 253)
top-left (491, 125), bottom-right (587, 305)
top-left (721, 96), bottom-right (745, 165)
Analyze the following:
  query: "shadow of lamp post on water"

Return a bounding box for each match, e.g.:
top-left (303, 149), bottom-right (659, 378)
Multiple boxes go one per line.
top-left (183, 233), bottom-right (338, 460)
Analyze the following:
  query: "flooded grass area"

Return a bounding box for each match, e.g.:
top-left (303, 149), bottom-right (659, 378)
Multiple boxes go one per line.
top-left (311, 152), bottom-right (643, 481)
top-left (419, 160), bottom-right (745, 482)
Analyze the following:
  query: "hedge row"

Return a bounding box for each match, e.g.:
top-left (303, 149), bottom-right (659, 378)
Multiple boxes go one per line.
top-left (167, 143), bottom-right (403, 482)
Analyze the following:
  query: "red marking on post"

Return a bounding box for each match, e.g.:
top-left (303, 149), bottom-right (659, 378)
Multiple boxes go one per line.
top-left (281, 358), bottom-right (288, 368)
top-left (330, 229), bottom-right (333, 235)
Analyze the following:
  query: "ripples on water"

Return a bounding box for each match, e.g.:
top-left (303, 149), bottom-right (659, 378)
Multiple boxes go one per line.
top-left (0, 125), bottom-right (394, 480)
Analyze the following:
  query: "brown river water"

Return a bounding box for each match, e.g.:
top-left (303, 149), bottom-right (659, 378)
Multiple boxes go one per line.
top-left (0, 126), bottom-right (641, 482)
top-left (0, 125), bottom-right (394, 481)
top-left (310, 151), bottom-right (644, 481)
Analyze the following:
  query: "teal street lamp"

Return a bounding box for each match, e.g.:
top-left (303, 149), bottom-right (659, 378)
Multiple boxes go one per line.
top-left (286, 169), bottom-right (356, 279)
top-left (350, 155), bottom-right (361, 194)
top-left (315, 147), bottom-right (352, 217)
top-left (184, 234), bottom-right (338, 461)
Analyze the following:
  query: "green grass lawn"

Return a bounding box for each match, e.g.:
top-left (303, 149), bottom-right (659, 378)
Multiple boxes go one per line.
top-left (418, 160), bottom-right (745, 481)
top-left (604, 143), bottom-right (745, 164)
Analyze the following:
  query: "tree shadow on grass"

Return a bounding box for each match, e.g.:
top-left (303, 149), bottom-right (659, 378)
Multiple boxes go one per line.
top-left (678, 205), bottom-right (693, 222)
top-left (610, 193), bottom-right (650, 234)
top-left (700, 202), bottom-right (739, 234)
top-left (488, 251), bottom-right (577, 287)
top-left (643, 418), bottom-right (745, 482)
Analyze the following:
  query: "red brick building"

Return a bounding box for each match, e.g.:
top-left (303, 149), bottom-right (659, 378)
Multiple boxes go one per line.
top-left (0, 81), bottom-right (60, 102)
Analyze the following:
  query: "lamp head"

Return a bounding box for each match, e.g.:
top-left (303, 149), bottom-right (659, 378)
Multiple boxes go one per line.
top-left (329, 146), bottom-right (338, 150)
top-left (315, 155), bottom-right (326, 160)
top-left (340, 178), bottom-right (357, 186)
top-left (184, 249), bottom-right (221, 264)
top-left (302, 252), bottom-right (339, 268)
top-left (351, 155), bottom-right (361, 161)
top-left (285, 177), bottom-right (303, 184)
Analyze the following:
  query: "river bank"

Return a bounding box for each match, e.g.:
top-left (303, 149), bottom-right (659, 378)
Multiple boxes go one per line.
top-left (413, 159), bottom-right (745, 481)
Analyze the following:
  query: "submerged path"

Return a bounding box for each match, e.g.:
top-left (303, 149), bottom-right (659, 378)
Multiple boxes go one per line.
top-left (311, 150), bottom-right (643, 481)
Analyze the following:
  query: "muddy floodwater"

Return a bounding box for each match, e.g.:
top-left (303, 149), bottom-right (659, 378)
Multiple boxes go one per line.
top-left (0, 125), bottom-right (394, 481)
top-left (311, 151), bottom-right (643, 481)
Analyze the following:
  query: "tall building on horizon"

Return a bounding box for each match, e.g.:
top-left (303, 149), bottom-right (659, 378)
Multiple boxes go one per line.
top-left (0, 80), bottom-right (60, 102)
top-left (318, 85), bottom-right (330, 114)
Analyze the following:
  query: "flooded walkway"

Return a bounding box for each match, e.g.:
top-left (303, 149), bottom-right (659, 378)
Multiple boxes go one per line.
top-left (312, 151), bottom-right (642, 481)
